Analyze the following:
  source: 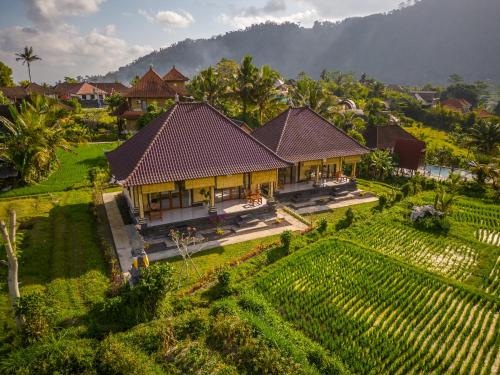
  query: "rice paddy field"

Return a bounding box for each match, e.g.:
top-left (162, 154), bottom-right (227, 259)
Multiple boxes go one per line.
top-left (246, 192), bottom-right (500, 374)
top-left (255, 239), bottom-right (500, 374)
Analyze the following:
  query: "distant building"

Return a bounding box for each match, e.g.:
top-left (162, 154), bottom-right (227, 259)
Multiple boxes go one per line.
top-left (91, 82), bottom-right (129, 96)
top-left (440, 98), bottom-right (472, 114)
top-left (0, 83), bottom-right (56, 104)
top-left (53, 82), bottom-right (109, 107)
top-left (118, 66), bottom-right (189, 130)
top-left (363, 125), bottom-right (426, 171)
top-left (410, 91), bottom-right (440, 107)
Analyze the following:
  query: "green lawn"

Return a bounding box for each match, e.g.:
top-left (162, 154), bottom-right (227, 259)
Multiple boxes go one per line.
top-left (0, 190), bottom-right (109, 340)
top-left (305, 200), bottom-right (379, 225)
top-left (0, 142), bottom-right (118, 198)
top-left (166, 235), bottom-right (280, 288)
top-left (405, 124), bottom-right (469, 157)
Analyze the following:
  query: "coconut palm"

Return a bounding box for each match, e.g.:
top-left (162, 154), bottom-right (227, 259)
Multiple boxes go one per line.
top-left (333, 111), bottom-right (366, 133)
top-left (0, 95), bottom-right (70, 184)
top-left (15, 46), bottom-right (41, 83)
top-left (468, 120), bottom-right (500, 154)
top-left (189, 66), bottom-right (226, 107)
top-left (290, 76), bottom-right (332, 115)
top-left (470, 163), bottom-right (498, 185)
top-left (254, 65), bottom-right (280, 124)
top-left (434, 184), bottom-right (456, 214)
top-left (235, 55), bottom-right (258, 116)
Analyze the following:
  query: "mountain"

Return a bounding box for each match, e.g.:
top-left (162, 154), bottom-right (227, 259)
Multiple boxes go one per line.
top-left (95, 0), bottom-right (500, 85)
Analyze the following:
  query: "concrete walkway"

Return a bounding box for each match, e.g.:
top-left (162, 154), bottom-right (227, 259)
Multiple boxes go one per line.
top-left (148, 208), bottom-right (308, 262)
top-left (103, 192), bottom-right (134, 274)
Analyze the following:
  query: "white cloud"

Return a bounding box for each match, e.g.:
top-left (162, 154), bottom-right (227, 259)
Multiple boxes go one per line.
top-left (241, 0), bottom-right (287, 16)
top-left (0, 24), bottom-right (152, 83)
top-left (219, 9), bottom-right (320, 29)
top-left (139, 9), bottom-right (195, 29)
top-left (295, 0), bottom-right (403, 19)
top-left (23, 0), bottom-right (105, 27)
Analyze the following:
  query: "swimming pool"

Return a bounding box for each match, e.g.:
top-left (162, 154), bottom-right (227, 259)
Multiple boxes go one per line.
top-left (421, 165), bottom-right (473, 180)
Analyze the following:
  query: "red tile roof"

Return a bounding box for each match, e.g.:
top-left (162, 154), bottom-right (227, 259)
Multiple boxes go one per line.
top-left (363, 125), bottom-right (420, 150)
top-left (441, 98), bottom-right (471, 113)
top-left (91, 82), bottom-right (129, 95)
top-left (1, 83), bottom-right (55, 99)
top-left (125, 67), bottom-right (185, 98)
top-left (162, 66), bottom-right (189, 81)
top-left (252, 107), bottom-right (369, 163)
top-left (106, 102), bottom-right (291, 186)
top-left (54, 82), bottom-right (107, 98)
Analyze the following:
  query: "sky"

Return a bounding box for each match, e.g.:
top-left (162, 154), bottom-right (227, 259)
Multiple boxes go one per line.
top-left (0, 0), bottom-right (405, 84)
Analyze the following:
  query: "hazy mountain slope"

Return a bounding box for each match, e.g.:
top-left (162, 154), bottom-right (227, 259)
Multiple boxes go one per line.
top-left (96, 0), bottom-right (500, 85)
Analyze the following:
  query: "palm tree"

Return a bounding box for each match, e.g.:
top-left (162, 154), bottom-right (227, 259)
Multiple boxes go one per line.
top-left (254, 65), bottom-right (280, 124)
top-left (15, 46), bottom-right (41, 83)
top-left (434, 184), bottom-right (456, 215)
top-left (235, 55), bottom-right (258, 116)
top-left (333, 111), bottom-right (366, 133)
top-left (470, 163), bottom-right (495, 185)
top-left (367, 150), bottom-right (395, 180)
top-left (189, 66), bottom-right (226, 107)
top-left (290, 76), bottom-right (332, 115)
top-left (0, 95), bottom-right (70, 184)
top-left (468, 120), bottom-right (500, 154)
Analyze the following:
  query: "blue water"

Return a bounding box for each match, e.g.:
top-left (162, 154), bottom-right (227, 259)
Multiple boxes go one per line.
top-left (422, 165), bottom-right (473, 180)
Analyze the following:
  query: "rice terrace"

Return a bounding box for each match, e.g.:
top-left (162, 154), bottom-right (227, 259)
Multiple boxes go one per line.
top-left (1, 0), bottom-right (500, 373)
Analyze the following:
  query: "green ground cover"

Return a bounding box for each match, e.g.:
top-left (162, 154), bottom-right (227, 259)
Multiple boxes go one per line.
top-left (0, 190), bottom-right (109, 343)
top-left (0, 142), bottom-right (118, 198)
top-left (405, 124), bottom-right (469, 157)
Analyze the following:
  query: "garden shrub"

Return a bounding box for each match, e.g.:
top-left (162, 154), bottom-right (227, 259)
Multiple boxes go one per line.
top-left (378, 194), bottom-right (388, 209)
top-left (280, 230), bottom-right (292, 253)
top-left (15, 292), bottom-right (55, 344)
top-left (414, 216), bottom-right (450, 233)
top-left (394, 191), bottom-right (404, 203)
top-left (96, 335), bottom-right (164, 375)
top-left (210, 298), bottom-right (239, 317)
top-left (335, 208), bottom-right (355, 230)
top-left (174, 312), bottom-right (209, 340)
top-left (0, 338), bottom-right (97, 375)
top-left (401, 182), bottom-right (412, 197)
top-left (238, 291), bottom-right (267, 315)
top-left (317, 217), bottom-right (328, 233)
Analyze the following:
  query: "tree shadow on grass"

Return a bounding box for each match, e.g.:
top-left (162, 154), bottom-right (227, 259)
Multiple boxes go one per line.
top-left (75, 155), bottom-right (108, 169)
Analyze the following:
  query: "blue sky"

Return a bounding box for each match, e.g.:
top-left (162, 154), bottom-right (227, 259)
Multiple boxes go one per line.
top-left (0, 0), bottom-right (404, 83)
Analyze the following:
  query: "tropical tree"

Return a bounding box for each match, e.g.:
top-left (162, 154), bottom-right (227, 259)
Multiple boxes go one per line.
top-left (290, 75), bottom-right (332, 115)
top-left (365, 98), bottom-right (388, 127)
top-left (468, 120), bottom-right (500, 154)
top-left (434, 184), bottom-right (456, 214)
top-left (333, 110), bottom-right (366, 133)
top-left (0, 95), bottom-right (70, 184)
top-left (367, 150), bottom-right (395, 180)
top-left (254, 65), bottom-right (280, 124)
top-left (189, 66), bottom-right (226, 107)
top-left (470, 163), bottom-right (498, 185)
top-left (235, 55), bottom-right (258, 116)
top-left (15, 46), bottom-right (41, 83)
top-left (0, 60), bottom-right (14, 87)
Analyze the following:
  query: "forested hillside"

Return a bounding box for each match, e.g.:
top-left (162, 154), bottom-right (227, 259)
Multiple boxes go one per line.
top-left (94, 0), bottom-right (500, 85)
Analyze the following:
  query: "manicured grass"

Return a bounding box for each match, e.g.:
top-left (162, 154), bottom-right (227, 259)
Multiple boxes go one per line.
top-left (0, 190), bottom-right (109, 339)
top-left (0, 142), bottom-right (118, 198)
top-left (305, 200), bottom-right (379, 225)
top-left (166, 235), bottom-right (280, 287)
top-left (356, 178), bottom-right (398, 195)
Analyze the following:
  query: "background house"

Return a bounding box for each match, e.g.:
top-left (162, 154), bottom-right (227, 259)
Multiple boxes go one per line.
top-left (363, 125), bottom-right (426, 171)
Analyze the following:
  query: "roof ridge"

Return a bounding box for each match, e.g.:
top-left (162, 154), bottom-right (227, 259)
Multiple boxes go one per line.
top-left (203, 102), bottom-right (292, 165)
top-left (125, 104), bottom-right (179, 185)
top-left (275, 107), bottom-right (291, 154)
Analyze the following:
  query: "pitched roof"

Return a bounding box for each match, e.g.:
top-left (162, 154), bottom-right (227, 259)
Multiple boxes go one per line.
top-left (90, 82), bottom-right (129, 95)
top-left (106, 102), bottom-right (291, 186)
top-left (252, 107), bottom-right (369, 163)
top-left (162, 66), bottom-right (189, 82)
top-left (53, 82), bottom-right (107, 97)
top-left (441, 98), bottom-right (471, 112)
top-left (363, 125), bottom-right (420, 150)
top-left (125, 67), bottom-right (181, 98)
top-left (0, 86), bottom-right (28, 99)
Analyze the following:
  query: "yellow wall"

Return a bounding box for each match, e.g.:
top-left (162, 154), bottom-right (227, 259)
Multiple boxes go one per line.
top-left (185, 177), bottom-right (215, 190)
top-left (216, 174), bottom-right (244, 189)
top-left (130, 98), bottom-right (171, 111)
top-left (251, 170), bottom-right (277, 185)
top-left (343, 155), bottom-right (362, 164)
top-left (192, 188), bottom-right (208, 203)
top-left (141, 182), bottom-right (175, 194)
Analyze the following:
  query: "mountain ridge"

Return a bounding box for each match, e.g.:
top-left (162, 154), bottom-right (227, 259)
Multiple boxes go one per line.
top-left (94, 0), bottom-right (500, 85)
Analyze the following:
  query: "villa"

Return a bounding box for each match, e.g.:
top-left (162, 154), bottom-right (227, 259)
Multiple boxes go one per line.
top-left (118, 66), bottom-right (189, 130)
top-left (106, 102), bottom-right (290, 226)
top-left (252, 107), bottom-right (369, 197)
